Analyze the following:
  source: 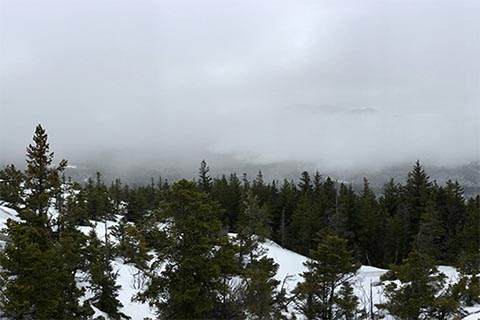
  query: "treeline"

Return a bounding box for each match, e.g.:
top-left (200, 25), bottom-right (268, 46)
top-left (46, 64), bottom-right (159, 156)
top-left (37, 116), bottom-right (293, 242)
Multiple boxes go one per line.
top-left (2, 146), bottom-right (477, 269)
top-left (0, 125), bottom-right (478, 319)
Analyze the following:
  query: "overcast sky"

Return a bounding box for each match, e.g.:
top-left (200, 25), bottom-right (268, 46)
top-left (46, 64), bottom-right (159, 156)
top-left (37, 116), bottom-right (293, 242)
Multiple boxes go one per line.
top-left (0, 0), bottom-right (479, 173)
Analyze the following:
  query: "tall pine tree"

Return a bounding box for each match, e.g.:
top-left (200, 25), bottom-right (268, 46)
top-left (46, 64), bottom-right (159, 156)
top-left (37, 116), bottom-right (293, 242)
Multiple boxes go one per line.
top-left (0, 124), bottom-right (87, 319)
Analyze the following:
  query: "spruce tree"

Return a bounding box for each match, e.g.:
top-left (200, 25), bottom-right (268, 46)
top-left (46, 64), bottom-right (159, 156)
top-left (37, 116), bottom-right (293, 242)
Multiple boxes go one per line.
top-left (235, 190), bottom-right (283, 319)
top-left (0, 164), bottom-right (24, 209)
top-left (436, 180), bottom-right (466, 262)
top-left (403, 161), bottom-right (433, 246)
top-left (298, 171), bottom-right (312, 194)
top-left (379, 179), bottom-right (408, 265)
top-left (414, 201), bottom-right (446, 260)
top-left (294, 230), bottom-right (360, 320)
top-left (198, 160), bottom-right (213, 193)
top-left (378, 251), bottom-right (459, 320)
top-left (136, 179), bottom-right (238, 319)
top-left (237, 190), bottom-right (271, 264)
top-left (357, 178), bottom-right (384, 266)
top-left (242, 257), bottom-right (283, 320)
top-left (113, 219), bottom-right (151, 269)
top-left (288, 194), bottom-right (317, 256)
top-left (85, 229), bottom-right (127, 320)
top-left (452, 253), bottom-right (480, 307)
top-left (211, 173), bottom-right (242, 231)
top-left (274, 179), bottom-right (297, 248)
top-left (0, 124), bottom-right (86, 319)
top-left (459, 195), bottom-right (480, 257)
top-left (84, 172), bottom-right (115, 221)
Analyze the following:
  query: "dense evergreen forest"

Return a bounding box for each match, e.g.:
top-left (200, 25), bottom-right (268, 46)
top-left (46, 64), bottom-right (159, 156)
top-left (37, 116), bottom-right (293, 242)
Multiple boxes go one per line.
top-left (0, 125), bottom-right (478, 319)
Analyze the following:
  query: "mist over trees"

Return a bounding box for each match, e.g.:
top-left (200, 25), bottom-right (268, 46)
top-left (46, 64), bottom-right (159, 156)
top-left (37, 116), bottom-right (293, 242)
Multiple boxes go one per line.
top-left (0, 125), bottom-right (478, 319)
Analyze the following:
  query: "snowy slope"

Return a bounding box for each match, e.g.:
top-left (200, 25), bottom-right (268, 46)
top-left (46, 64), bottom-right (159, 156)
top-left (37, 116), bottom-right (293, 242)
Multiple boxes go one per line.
top-left (0, 206), bottom-right (19, 226)
top-left (0, 205), bottom-right (479, 319)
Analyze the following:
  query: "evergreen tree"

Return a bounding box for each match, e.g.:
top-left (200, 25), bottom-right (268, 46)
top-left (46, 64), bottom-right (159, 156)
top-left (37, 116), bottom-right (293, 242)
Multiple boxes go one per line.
top-left (458, 195), bottom-right (480, 257)
top-left (298, 171), bottom-right (312, 194)
top-left (319, 177), bottom-right (337, 227)
top-left (237, 189), bottom-right (271, 264)
top-left (85, 229), bottom-right (127, 320)
top-left (357, 178), bottom-right (384, 266)
top-left (251, 171), bottom-right (272, 206)
top-left (242, 257), bottom-right (284, 320)
top-left (333, 184), bottom-right (358, 255)
top-left (378, 251), bottom-right (460, 320)
top-left (452, 253), bottom-right (480, 307)
top-left (0, 164), bottom-right (24, 209)
top-left (272, 179), bottom-right (297, 248)
top-left (234, 189), bottom-right (284, 319)
top-left (113, 219), bottom-right (151, 269)
top-left (379, 179), bottom-right (407, 265)
top-left (402, 161), bottom-right (433, 246)
top-left (198, 160), bottom-right (213, 193)
top-left (211, 173), bottom-right (242, 231)
top-left (124, 187), bottom-right (149, 223)
top-left (136, 180), bottom-right (238, 319)
top-left (435, 180), bottom-right (466, 262)
top-left (288, 194), bottom-right (318, 256)
top-left (414, 201), bottom-right (446, 260)
top-left (0, 125), bottom-right (86, 319)
top-left (109, 178), bottom-right (124, 213)
top-left (294, 230), bottom-right (360, 320)
top-left (84, 172), bottom-right (115, 221)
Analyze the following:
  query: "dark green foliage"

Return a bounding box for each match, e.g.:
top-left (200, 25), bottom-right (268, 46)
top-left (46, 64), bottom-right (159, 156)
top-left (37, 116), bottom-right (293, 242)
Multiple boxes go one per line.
top-left (251, 171), bottom-right (274, 206)
top-left (113, 219), bottom-right (151, 269)
top-left (452, 253), bottom-right (480, 307)
top-left (0, 125), bottom-right (87, 319)
top-left (109, 178), bottom-right (124, 213)
top-left (136, 179), bottom-right (238, 319)
top-left (319, 177), bottom-right (337, 227)
top-left (235, 189), bottom-right (283, 319)
top-left (62, 181), bottom-right (91, 227)
top-left (273, 179), bottom-right (297, 248)
top-left (433, 181), bottom-right (467, 262)
top-left (357, 178), bottom-right (384, 266)
top-left (402, 161), bottom-right (433, 245)
top-left (198, 160), bottom-right (213, 193)
top-left (1, 125), bottom-right (478, 319)
top-left (380, 179), bottom-right (408, 265)
top-left (124, 187), bottom-right (149, 223)
top-left (211, 173), bottom-right (242, 231)
top-left (332, 183), bottom-right (357, 244)
top-left (298, 171), bottom-right (312, 194)
top-left (243, 257), bottom-right (283, 320)
top-left (288, 194), bottom-right (319, 256)
top-left (237, 190), bottom-right (271, 264)
top-left (84, 172), bottom-right (115, 221)
top-left (335, 282), bottom-right (361, 320)
top-left (0, 164), bottom-right (24, 209)
top-left (458, 196), bottom-right (480, 258)
top-left (23, 125), bottom-right (67, 224)
top-left (294, 230), bottom-right (360, 320)
top-left (378, 251), bottom-right (461, 320)
top-left (414, 201), bottom-right (446, 259)
top-left (85, 230), bottom-right (127, 320)
top-left (0, 218), bottom-right (88, 319)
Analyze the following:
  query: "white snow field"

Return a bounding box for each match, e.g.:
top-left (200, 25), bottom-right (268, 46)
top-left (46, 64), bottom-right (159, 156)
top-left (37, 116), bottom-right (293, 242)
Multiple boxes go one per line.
top-left (0, 205), bottom-right (479, 319)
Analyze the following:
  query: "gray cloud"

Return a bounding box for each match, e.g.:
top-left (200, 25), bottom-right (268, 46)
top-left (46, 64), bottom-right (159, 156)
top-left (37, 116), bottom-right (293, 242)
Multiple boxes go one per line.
top-left (1, 0), bottom-right (479, 173)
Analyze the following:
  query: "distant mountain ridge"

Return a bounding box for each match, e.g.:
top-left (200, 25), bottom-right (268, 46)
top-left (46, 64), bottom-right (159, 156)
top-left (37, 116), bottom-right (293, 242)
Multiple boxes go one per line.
top-left (63, 160), bottom-right (480, 197)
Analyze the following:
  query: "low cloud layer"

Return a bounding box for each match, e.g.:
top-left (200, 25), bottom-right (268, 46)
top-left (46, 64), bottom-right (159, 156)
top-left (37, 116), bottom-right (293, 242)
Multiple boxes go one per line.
top-left (1, 0), bottom-right (479, 172)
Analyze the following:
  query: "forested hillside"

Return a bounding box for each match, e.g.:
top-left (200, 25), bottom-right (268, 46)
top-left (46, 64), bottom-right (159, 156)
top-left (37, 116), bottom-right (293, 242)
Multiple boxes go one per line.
top-left (0, 126), bottom-right (478, 319)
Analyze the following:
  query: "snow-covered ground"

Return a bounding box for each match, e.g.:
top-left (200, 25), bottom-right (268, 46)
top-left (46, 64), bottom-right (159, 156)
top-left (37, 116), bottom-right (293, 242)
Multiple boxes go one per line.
top-left (0, 205), bottom-right (479, 319)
